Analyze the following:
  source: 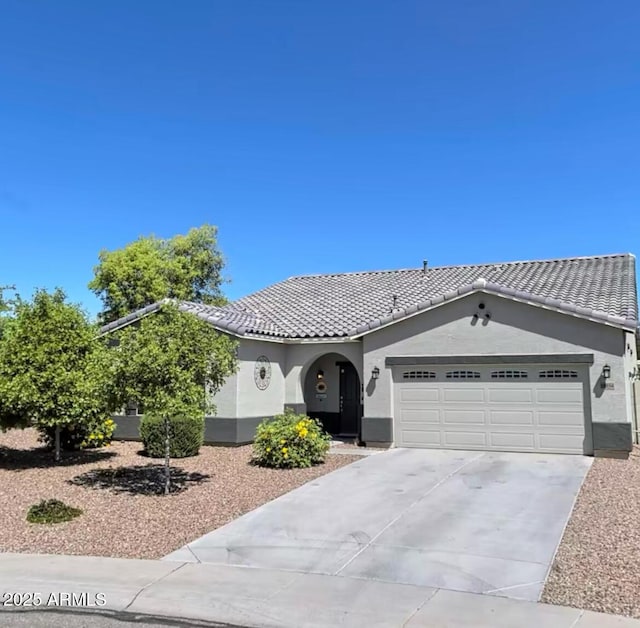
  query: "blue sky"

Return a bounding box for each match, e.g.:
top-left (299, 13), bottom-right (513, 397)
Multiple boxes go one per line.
top-left (1, 0), bottom-right (638, 318)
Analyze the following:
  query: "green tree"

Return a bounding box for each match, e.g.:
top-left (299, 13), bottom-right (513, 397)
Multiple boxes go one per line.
top-left (110, 303), bottom-right (237, 492)
top-left (89, 225), bottom-right (226, 324)
top-left (0, 289), bottom-right (114, 462)
top-left (0, 284), bottom-right (16, 340)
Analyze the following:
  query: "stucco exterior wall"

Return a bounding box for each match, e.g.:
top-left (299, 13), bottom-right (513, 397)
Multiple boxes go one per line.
top-left (623, 330), bottom-right (638, 443)
top-left (208, 338), bottom-right (286, 419)
top-left (284, 342), bottom-right (363, 413)
top-left (304, 352), bottom-right (344, 413)
top-left (235, 339), bottom-right (286, 418)
top-left (209, 370), bottom-right (238, 418)
top-left (363, 293), bottom-right (629, 432)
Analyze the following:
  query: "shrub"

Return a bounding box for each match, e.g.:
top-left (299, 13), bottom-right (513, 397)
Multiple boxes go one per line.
top-left (38, 417), bottom-right (116, 451)
top-left (252, 410), bottom-right (331, 469)
top-left (26, 499), bottom-right (82, 524)
top-left (140, 413), bottom-right (205, 458)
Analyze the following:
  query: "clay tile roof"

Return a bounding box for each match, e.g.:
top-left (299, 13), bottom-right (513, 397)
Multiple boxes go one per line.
top-left (100, 253), bottom-right (638, 339)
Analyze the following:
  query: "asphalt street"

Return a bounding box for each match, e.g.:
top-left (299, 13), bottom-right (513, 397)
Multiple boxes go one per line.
top-left (0, 610), bottom-right (234, 628)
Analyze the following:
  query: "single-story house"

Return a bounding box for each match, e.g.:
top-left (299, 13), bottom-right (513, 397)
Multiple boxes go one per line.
top-left (102, 253), bottom-right (639, 457)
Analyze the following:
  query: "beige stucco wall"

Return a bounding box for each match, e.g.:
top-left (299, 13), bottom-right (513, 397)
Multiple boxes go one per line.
top-left (210, 339), bottom-right (363, 419)
top-left (363, 292), bottom-right (629, 429)
top-left (209, 338), bottom-right (286, 418)
top-left (284, 342), bottom-right (363, 412)
top-left (210, 296), bottom-right (633, 444)
top-left (209, 370), bottom-right (238, 417)
top-left (236, 339), bottom-right (286, 417)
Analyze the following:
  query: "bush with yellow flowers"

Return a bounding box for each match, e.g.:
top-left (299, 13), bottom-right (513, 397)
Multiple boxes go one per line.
top-left (252, 409), bottom-right (331, 468)
top-left (81, 417), bottom-right (116, 449)
top-left (38, 416), bottom-right (116, 451)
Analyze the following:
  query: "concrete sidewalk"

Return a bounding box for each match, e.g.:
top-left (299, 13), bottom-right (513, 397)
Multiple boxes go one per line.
top-left (1, 553), bottom-right (639, 627)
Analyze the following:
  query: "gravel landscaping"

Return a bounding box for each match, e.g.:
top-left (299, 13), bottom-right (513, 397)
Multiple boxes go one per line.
top-left (0, 428), bottom-right (360, 560)
top-left (542, 446), bottom-right (640, 618)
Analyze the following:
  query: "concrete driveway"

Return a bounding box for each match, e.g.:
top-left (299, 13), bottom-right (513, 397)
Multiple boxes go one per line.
top-left (164, 448), bottom-right (591, 602)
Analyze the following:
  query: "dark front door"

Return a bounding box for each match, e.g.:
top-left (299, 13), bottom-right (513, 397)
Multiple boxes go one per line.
top-left (338, 362), bottom-right (362, 436)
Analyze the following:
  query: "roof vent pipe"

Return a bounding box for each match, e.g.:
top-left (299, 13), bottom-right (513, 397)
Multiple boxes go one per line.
top-left (423, 260), bottom-right (428, 274)
top-left (392, 294), bottom-right (398, 310)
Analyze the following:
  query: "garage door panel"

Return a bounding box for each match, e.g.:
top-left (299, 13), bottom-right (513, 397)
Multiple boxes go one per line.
top-left (490, 432), bottom-right (536, 449)
top-left (443, 431), bottom-right (487, 447)
top-left (488, 388), bottom-right (533, 403)
top-left (443, 388), bottom-right (485, 402)
top-left (536, 388), bottom-right (582, 404)
top-left (401, 409), bottom-right (440, 423)
top-left (394, 363), bottom-right (587, 454)
top-left (538, 411), bottom-right (584, 427)
top-left (489, 410), bottom-right (534, 425)
top-left (538, 433), bottom-right (584, 452)
top-left (400, 430), bottom-right (442, 446)
top-left (442, 409), bottom-right (486, 424)
top-left (400, 388), bottom-right (439, 402)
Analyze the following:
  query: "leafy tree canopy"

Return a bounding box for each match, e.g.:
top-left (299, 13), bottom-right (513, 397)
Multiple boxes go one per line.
top-left (0, 289), bottom-right (115, 459)
top-left (110, 303), bottom-right (237, 419)
top-left (0, 284), bottom-right (16, 340)
top-left (89, 225), bottom-right (226, 324)
top-left (0, 284), bottom-right (13, 313)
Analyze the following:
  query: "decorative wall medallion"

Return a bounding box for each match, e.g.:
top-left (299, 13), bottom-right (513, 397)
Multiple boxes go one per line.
top-left (315, 381), bottom-right (327, 393)
top-left (254, 356), bottom-right (272, 390)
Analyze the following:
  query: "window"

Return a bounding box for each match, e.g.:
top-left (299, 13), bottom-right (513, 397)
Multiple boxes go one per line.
top-left (445, 370), bottom-right (480, 379)
top-left (402, 371), bottom-right (436, 380)
top-left (125, 400), bottom-right (144, 416)
top-left (539, 369), bottom-right (578, 379)
top-left (491, 370), bottom-right (528, 379)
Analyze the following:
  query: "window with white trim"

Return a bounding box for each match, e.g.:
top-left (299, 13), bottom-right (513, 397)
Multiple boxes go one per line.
top-left (491, 370), bottom-right (528, 379)
top-left (445, 370), bottom-right (480, 379)
top-left (402, 371), bottom-right (436, 380)
top-left (539, 369), bottom-right (578, 379)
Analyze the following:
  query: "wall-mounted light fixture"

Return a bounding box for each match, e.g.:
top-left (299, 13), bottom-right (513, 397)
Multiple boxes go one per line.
top-left (316, 369), bottom-right (324, 381)
top-left (372, 366), bottom-right (380, 380)
top-left (602, 364), bottom-right (611, 380)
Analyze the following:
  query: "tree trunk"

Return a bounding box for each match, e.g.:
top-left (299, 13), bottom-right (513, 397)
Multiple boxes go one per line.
top-left (164, 416), bottom-right (171, 495)
top-left (54, 425), bottom-right (61, 463)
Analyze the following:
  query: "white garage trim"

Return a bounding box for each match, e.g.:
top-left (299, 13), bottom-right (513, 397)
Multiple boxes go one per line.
top-left (393, 363), bottom-right (591, 454)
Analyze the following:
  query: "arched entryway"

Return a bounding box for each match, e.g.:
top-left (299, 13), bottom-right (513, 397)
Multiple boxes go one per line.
top-left (303, 353), bottom-right (363, 438)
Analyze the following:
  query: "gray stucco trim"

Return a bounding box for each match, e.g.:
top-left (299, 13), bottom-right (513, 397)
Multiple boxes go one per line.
top-left (361, 417), bottom-right (393, 443)
top-left (385, 353), bottom-right (596, 366)
top-left (285, 403), bottom-right (307, 414)
top-left (112, 415), bottom-right (270, 445)
top-left (112, 415), bottom-right (141, 440)
top-left (592, 422), bottom-right (633, 452)
top-left (203, 416), bottom-right (270, 444)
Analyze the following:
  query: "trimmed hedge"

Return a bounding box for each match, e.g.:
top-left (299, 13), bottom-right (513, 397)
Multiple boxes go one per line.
top-left (252, 410), bottom-right (331, 468)
top-left (139, 413), bottom-right (204, 458)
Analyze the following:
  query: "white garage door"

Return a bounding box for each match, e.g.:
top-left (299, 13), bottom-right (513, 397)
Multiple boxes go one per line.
top-left (394, 364), bottom-right (588, 454)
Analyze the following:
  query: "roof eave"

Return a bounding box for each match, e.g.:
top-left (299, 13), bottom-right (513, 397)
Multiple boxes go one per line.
top-left (347, 281), bottom-right (638, 339)
top-left (97, 299), bottom-right (248, 339)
